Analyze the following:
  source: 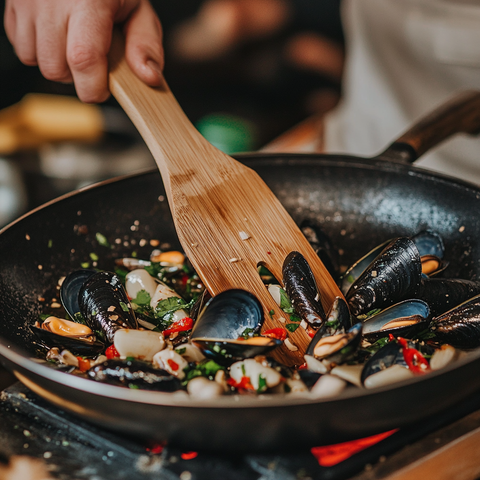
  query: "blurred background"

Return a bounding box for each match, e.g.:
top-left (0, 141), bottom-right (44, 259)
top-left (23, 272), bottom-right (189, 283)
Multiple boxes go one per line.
top-left (0, 0), bottom-right (344, 388)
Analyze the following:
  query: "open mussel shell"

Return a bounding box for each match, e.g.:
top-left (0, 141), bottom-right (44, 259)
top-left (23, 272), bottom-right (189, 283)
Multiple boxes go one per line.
top-left (429, 294), bottom-right (480, 349)
top-left (190, 289), bottom-right (278, 364)
top-left (79, 271), bottom-right (138, 343)
top-left (417, 278), bottom-right (480, 318)
top-left (60, 269), bottom-right (97, 319)
top-left (88, 358), bottom-right (183, 391)
top-left (411, 230), bottom-right (444, 259)
top-left (346, 237), bottom-right (422, 317)
top-left (282, 251), bottom-right (326, 327)
top-left (191, 337), bottom-right (282, 365)
top-left (340, 240), bottom-right (390, 295)
top-left (306, 323), bottom-right (363, 369)
top-left (29, 325), bottom-right (104, 356)
top-left (362, 299), bottom-right (430, 342)
top-left (190, 289), bottom-right (263, 340)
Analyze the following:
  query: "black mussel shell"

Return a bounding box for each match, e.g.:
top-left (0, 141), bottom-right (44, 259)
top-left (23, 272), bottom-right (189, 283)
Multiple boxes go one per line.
top-left (192, 337), bottom-right (282, 365)
top-left (346, 237), bottom-right (422, 317)
top-left (306, 323), bottom-right (362, 368)
top-left (340, 240), bottom-right (391, 295)
top-left (282, 251), bottom-right (326, 327)
top-left (429, 294), bottom-right (480, 349)
top-left (29, 325), bottom-right (105, 356)
top-left (79, 271), bottom-right (137, 343)
top-left (417, 278), bottom-right (480, 318)
top-left (300, 220), bottom-right (340, 281)
top-left (190, 289), bottom-right (264, 340)
top-left (189, 289), bottom-right (212, 322)
top-left (298, 369), bottom-right (322, 389)
top-left (88, 359), bottom-right (183, 391)
top-left (60, 269), bottom-right (97, 319)
top-left (361, 340), bottom-right (406, 385)
top-left (362, 299), bottom-right (430, 342)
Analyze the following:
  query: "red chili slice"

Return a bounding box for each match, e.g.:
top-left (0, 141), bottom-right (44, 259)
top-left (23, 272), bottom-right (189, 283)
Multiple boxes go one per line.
top-left (105, 345), bottom-right (120, 359)
top-left (76, 357), bottom-right (91, 372)
top-left (227, 376), bottom-right (255, 391)
top-left (263, 328), bottom-right (287, 341)
top-left (167, 359), bottom-right (180, 371)
top-left (397, 337), bottom-right (430, 375)
top-left (163, 317), bottom-right (194, 337)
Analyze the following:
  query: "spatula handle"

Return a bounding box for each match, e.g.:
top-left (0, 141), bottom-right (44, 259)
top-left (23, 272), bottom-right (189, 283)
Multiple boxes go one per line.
top-left (108, 30), bottom-right (229, 183)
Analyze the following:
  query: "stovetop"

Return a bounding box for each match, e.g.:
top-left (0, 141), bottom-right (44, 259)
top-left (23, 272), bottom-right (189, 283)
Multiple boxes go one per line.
top-left (2, 382), bottom-right (480, 480)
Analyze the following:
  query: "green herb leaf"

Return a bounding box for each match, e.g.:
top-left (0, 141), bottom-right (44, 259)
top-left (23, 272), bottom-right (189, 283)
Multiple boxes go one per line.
top-left (119, 301), bottom-right (130, 312)
top-left (240, 327), bottom-right (256, 339)
top-left (95, 232), bottom-right (110, 248)
top-left (89, 252), bottom-right (99, 262)
top-left (38, 313), bottom-right (51, 321)
top-left (286, 323), bottom-right (299, 332)
top-left (144, 262), bottom-right (166, 279)
top-left (257, 374), bottom-right (267, 393)
top-left (279, 288), bottom-right (294, 314)
top-left (131, 290), bottom-right (151, 307)
top-left (269, 309), bottom-right (274, 318)
top-left (81, 262), bottom-right (90, 269)
top-left (47, 239), bottom-right (53, 248)
top-left (154, 297), bottom-right (193, 321)
top-left (175, 347), bottom-right (187, 355)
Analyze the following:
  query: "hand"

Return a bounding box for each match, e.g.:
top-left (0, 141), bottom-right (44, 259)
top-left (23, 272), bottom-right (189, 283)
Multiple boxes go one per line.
top-left (4, 0), bottom-right (164, 103)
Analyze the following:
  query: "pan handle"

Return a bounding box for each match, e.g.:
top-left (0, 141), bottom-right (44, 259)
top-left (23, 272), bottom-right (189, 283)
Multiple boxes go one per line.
top-left (377, 90), bottom-right (480, 164)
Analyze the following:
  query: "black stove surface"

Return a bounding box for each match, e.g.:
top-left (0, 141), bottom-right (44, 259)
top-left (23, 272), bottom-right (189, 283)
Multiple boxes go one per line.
top-left (2, 383), bottom-right (480, 480)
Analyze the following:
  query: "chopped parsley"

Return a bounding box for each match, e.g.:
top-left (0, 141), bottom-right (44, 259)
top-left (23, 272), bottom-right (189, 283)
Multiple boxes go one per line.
top-left (175, 347), bottom-right (187, 355)
top-left (89, 252), bottom-right (99, 262)
top-left (257, 374), bottom-right (267, 393)
top-left (95, 232), bottom-right (110, 248)
top-left (286, 323), bottom-right (299, 332)
top-left (279, 289), bottom-right (294, 314)
top-left (81, 262), bottom-right (90, 269)
top-left (240, 327), bottom-right (256, 339)
top-left (183, 359), bottom-right (224, 385)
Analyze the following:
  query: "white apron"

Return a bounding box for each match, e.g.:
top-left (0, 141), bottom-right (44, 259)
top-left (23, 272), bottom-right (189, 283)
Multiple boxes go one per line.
top-left (324, 0), bottom-right (480, 184)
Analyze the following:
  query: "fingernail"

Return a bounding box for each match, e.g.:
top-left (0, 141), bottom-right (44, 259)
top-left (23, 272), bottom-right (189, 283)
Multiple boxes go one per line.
top-left (146, 58), bottom-right (163, 76)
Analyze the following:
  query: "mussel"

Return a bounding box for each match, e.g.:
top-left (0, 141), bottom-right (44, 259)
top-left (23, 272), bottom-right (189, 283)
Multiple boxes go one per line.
top-left (78, 271), bottom-right (138, 343)
top-left (417, 278), bottom-right (480, 318)
top-left (190, 289), bottom-right (281, 364)
top-left (282, 251), bottom-right (326, 327)
top-left (30, 316), bottom-right (104, 356)
top-left (429, 294), bottom-right (480, 349)
top-left (88, 358), bottom-right (183, 391)
top-left (306, 323), bottom-right (363, 370)
top-left (346, 237), bottom-right (422, 317)
top-left (60, 269), bottom-right (96, 320)
top-left (362, 299), bottom-right (430, 341)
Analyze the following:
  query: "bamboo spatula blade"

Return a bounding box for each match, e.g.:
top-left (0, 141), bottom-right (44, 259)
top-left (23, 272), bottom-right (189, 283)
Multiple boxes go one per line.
top-left (108, 32), bottom-right (343, 366)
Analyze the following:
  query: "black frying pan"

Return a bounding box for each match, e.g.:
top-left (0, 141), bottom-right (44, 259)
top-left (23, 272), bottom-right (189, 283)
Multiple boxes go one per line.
top-left (0, 92), bottom-right (480, 452)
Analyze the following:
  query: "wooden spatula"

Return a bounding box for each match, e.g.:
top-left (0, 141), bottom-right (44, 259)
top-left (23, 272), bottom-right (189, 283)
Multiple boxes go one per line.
top-left (108, 33), bottom-right (343, 366)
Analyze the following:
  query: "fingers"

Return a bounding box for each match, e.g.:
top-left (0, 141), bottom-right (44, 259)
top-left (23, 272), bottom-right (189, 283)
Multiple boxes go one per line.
top-left (36, 4), bottom-right (72, 83)
top-left (4, 0), bottom-right (37, 66)
top-left (66, 4), bottom-right (114, 103)
top-left (123, 0), bottom-right (164, 87)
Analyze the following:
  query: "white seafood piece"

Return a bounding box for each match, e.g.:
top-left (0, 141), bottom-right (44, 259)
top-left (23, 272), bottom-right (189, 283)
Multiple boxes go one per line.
top-left (267, 284), bottom-right (282, 306)
top-left (137, 318), bottom-right (157, 330)
top-left (114, 329), bottom-right (165, 361)
top-left (174, 342), bottom-right (206, 362)
top-left (187, 376), bottom-right (224, 399)
top-left (46, 348), bottom-right (79, 367)
top-left (230, 358), bottom-right (282, 390)
top-left (330, 364), bottom-right (364, 388)
top-left (91, 355), bottom-right (108, 367)
top-left (153, 348), bottom-right (189, 380)
top-left (285, 378), bottom-right (309, 393)
top-left (304, 354), bottom-right (328, 374)
top-left (125, 269), bottom-right (157, 299)
top-left (150, 282), bottom-right (188, 322)
top-left (364, 364), bottom-right (416, 389)
top-left (430, 344), bottom-right (458, 371)
top-left (310, 374), bottom-right (347, 398)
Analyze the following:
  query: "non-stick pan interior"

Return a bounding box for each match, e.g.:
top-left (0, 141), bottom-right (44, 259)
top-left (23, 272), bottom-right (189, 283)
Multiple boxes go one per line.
top-left (1, 154), bottom-right (480, 451)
